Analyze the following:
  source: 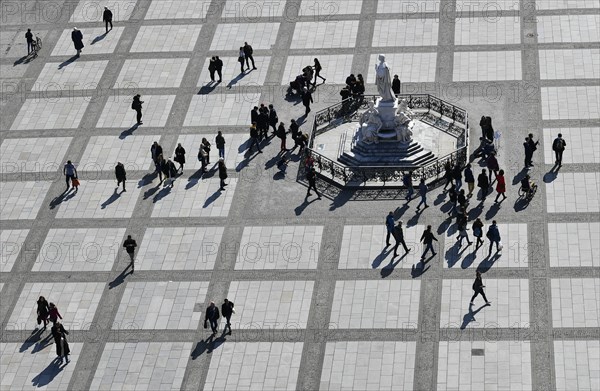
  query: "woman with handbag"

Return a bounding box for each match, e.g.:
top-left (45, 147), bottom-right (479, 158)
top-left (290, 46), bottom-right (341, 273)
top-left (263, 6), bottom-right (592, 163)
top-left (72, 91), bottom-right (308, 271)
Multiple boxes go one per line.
top-left (36, 296), bottom-right (50, 329)
top-left (174, 143), bottom-right (186, 172)
top-left (472, 218), bottom-right (484, 248)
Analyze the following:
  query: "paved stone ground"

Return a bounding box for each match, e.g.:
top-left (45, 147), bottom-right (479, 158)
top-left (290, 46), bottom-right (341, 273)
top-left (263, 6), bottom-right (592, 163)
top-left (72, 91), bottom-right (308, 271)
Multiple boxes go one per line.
top-left (0, 0), bottom-right (599, 390)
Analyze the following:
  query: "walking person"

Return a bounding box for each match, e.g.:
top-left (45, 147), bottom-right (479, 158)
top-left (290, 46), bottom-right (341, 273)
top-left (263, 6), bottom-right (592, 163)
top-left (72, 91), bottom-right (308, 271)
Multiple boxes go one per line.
top-left (36, 296), bottom-right (50, 329)
top-left (312, 58), bottom-right (326, 85)
top-left (198, 147), bottom-right (208, 173)
top-left (48, 303), bottom-right (62, 325)
top-left (71, 27), bottom-right (84, 57)
top-left (448, 187), bottom-right (458, 216)
top-left (526, 133), bottom-right (539, 165)
top-left (268, 104), bottom-right (279, 134)
top-left (472, 218), bottom-right (484, 248)
top-left (26, 29), bottom-right (34, 54)
top-left (416, 178), bottom-right (429, 210)
top-left (306, 166), bottom-right (320, 199)
top-left (215, 131), bottom-right (226, 159)
top-left (214, 56), bottom-right (223, 82)
top-left (237, 48), bottom-right (245, 73)
top-left (552, 133), bottom-right (567, 167)
top-left (174, 143), bottom-right (186, 172)
top-left (457, 189), bottom-right (468, 212)
top-left (289, 119), bottom-right (300, 151)
top-left (243, 42), bottom-right (257, 70)
top-left (123, 235), bottom-right (137, 273)
top-left (385, 211), bottom-right (395, 246)
top-left (51, 321), bottom-right (70, 363)
top-left (464, 163), bottom-right (475, 198)
top-left (442, 161), bottom-right (453, 191)
top-left (204, 301), bottom-right (220, 335)
top-left (156, 155), bottom-right (166, 182)
top-left (276, 122), bottom-right (287, 153)
top-left (456, 211), bottom-right (472, 246)
top-left (486, 220), bottom-right (501, 256)
top-left (403, 172), bottom-right (414, 201)
top-left (249, 123), bottom-right (262, 154)
top-left (470, 271), bottom-right (491, 305)
top-left (218, 159), bottom-right (228, 190)
top-left (201, 138), bottom-right (211, 165)
top-left (392, 75), bottom-right (401, 95)
top-left (302, 88), bottom-right (313, 115)
top-left (392, 220), bottom-right (411, 257)
top-left (486, 152), bottom-right (499, 183)
top-left (477, 169), bottom-right (490, 200)
top-left (221, 299), bottom-right (235, 335)
top-left (132, 94), bottom-right (144, 125)
top-left (452, 164), bottom-right (462, 190)
top-left (63, 160), bottom-right (78, 191)
top-left (209, 56), bottom-right (217, 81)
top-left (523, 136), bottom-right (534, 168)
top-left (115, 162), bottom-right (126, 191)
top-left (494, 169), bottom-right (507, 203)
top-left (164, 158), bottom-right (177, 186)
top-left (257, 105), bottom-right (269, 139)
top-left (420, 225), bottom-right (438, 260)
top-left (103, 7), bottom-right (113, 33)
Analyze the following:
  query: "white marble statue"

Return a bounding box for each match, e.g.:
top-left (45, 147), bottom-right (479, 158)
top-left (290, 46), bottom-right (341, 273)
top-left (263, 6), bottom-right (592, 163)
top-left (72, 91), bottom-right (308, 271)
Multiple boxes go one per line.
top-left (375, 54), bottom-right (396, 102)
top-left (360, 102), bottom-right (382, 143)
top-left (394, 116), bottom-right (414, 143)
top-left (398, 98), bottom-right (414, 117)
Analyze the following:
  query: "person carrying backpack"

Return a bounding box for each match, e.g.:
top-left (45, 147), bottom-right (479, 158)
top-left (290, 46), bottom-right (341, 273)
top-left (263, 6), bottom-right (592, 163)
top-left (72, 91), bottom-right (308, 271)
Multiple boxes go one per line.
top-left (552, 133), bottom-right (567, 167)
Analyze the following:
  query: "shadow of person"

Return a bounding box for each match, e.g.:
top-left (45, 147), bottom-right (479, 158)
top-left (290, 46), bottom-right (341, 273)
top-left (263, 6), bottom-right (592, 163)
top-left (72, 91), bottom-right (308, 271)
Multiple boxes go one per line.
top-left (460, 303), bottom-right (490, 329)
top-left (461, 249), bottom-right (477, 269)
top-left (411, 261), bottom-right (430, 278)
top-left (108, 266), bottom-right (132, 290)
top-left (477, 253), bottom-right (500, 273)
top-left (138, 172), bottom-right (157, 188)
top-left (31, 357), bottom-right (65, 388)
top-left (294, 197), bottom-right (318, 216)
top-left (152, 184), bottom-right (172, 203)
top-left (406, 210), bottom-right (422, 227)
top-left (544, 168), bottom-right (558, 183)
top-left (513, 197), bottom-right (529, 212)
top-left (467, 201), bottom-right (484, 220)
top-left (512, 167), bottom-right (529, 185)
top-left (20, 328), bottom-right (44, 353)
top-left (49, 190), bottom-right (72, 209)
top-left (203, 189), bottom-right (222, 208)
top-left (58, 55), bottom-right (78, 69)
top-left (13, 55), bottom-right (33, 66)
top-left (372, 247), bottom-right (392, 269)
top-left (90, 32), bottom-right (107, 45)
top-left (185, 169), bottom-right (205, 190)
top-left (226, 70), bottom-right (249, 89)
top-left (433, 191), bottom-right (446, 206)
top-left (328, 189), bottom-right (352, 211)
top-left (100, 188), bottom-right (121, 209)
top-left (31, 333), bottom-right (53, 353)
top-left (436, 216), bottom-right (452, 235)
top-left (198, 83), bottom-right (217, 95)
top-left (445, 241), bottom-right (462, 268)
top-left (380, 252), bottom-right (409, 278)
top-left (119, 123), bottom-right (138, 139)
top-left (485, 202), bottom-right (501, 220)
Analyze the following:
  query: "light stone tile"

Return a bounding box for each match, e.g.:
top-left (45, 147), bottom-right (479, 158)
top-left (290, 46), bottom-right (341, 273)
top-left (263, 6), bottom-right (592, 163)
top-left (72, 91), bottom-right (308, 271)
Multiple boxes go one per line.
top-left (0, 137), bottom-right (72, 173)
top-left (292, 21), bottom-right (359, 49)
top-left (551, 278), bottom-right (600, 328)
top-left (455, 16), bottom-right (521, 45)
top-left (113, 281), bottom-right (209, 329)
top-left (97, 95), bottom-right (175, 128)
top-left (79, 135), bottom-right (158, 172)
top-left (33, 61), bottom-right (108, 91)
top-left (221, 0), bottom-right (287, 18)
top-left (543, 127), bottom-right (600, 164)
top-left (548, 223), bottom-right (599, 268)
top-left (453, 51), bottom-right (522, 81)
top-left (52, 27), bottom-right (125, 56)
top-left (545, 173), bottom-right (600, 213)
top-left (366, 53), bottom-right (437, 83)
top-left (537, 15), bottom-right (600, 43)
top-left (0, 230), bottom-right (29, 273)
top-left (299, 0), bottom-right (363, 16)
top-left (184, 93), bottom-right (260, 126)
top-left (226, 280), bottom-right (314, 329)
top-left (55, 180), bottom-right (142, 219)
top-left (115, 58), bottom-right (189, 88)
top-left (554, 341), bottom-right (600, 391)
top-left (283, 54), bottom-right (354, 85)
top-left (330, 280), bottom-right (420, 328)
top-left (1, 343), bottom-right (82, 391)
top-left (131, 25), bottom-right (202, 52)
top-left (321, 341), bottom-right (416, 391)
top-left (440, 279), bottom-right (529, 328)
top-left (377, 0), bottom-right (440, 13)
top-left (8, 282), bottom-right (104, 330)
top-left (539, 49), bottom-right (600, 80)
top-left (205, 342), bottom-right (303, 391)
top-left (541, 86), bottom-right (600, 120)
top-left (174, 133), bottom-right (250, 172)
top-left (90, 342), bottom-right (190, 391)
top-left (0, 29), bottom-right (46, 56)
top-left (373, 19), bottom-right (439, 46)
top-left (0, 181), bottom-right (51, 220)
top-left (32, 228), bottom-right (125, 272)
top-left (150, 177), bottom-right (238, 218)
top-left (235, 226), bottom-right (322, 270)
top-left (197, 56), bottom-right (270, 86)
top-left (137, 227), bottom-right (224, 270)
top-left (211, 23), bottom-right (280, 50)
top-left (70, 0), bottom-right (137, 22)
top-left (437, 341), bottom-right (532, 391)
top-left (456, 0), bottom-right (520, 11)
top-left (338, 225), bottom-right (423, 270)
top-left (11, 97), bottom-right (89, 130)
top-left (537, 0), bottom-right (600, 9)
top-left (145, 0), bottom-right (211, 19)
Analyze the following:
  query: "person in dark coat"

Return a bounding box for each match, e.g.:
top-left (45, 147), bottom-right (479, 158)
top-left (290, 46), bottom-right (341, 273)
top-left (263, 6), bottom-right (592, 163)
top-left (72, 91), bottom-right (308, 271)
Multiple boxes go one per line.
top-left (392, 220), bottom-right (411, 257)
top-left (302, 88), bottom-right (313, 115)
top-left (165, 158), bottom-right (177, 186)
top-left (276, 122), bottom-right (287, 153)
top-left (552, 133), bottom-right (567, 167)
top-left (312, 58), bottom-right (326, 86)
top-left (243, 42), bottom-right (256, 70)
top-left (156, 155), bottom-right (166, 182)
top-left (201, 138), bottom-right (211, 165)
top-left (289, 119), bottom-right (300, 151)
top-left (471, 271), bottom-right (490, 305)
top-left (486, 220), bottom-right (501, 256)
top-left (249, 123), bottom-right (262, 154)
top-left (385, 211), bottom-right (395, 246)
top-left (204, 301), bottom-right (220, 335)
top-left (480, 116), bottom-right (493, 142)
top-left (123, 235), bottom-right (137, 272)
top-left (250, 106), bottom-right (259, 125)
top-left (71, 27), bottom-right (84, 56)
top-left (36, 296), bottom-right (50, 328)
top-left (208, 57), bottom-right (217, 82)
top-left (472, 218), bottom-right (484, 247)
top-left (51, 322), bottom-right (70, 362)
top-left (392, 75), bottom-right (401, 95)
top-left (268, 104), bottom-right (278, 133)
top-left (214, 56), bottom-right (223, 82)
top-left (257, 108), bottom-right (269, 140)
top-left (174, 143), bottom-right (186, 172)
top-left (215, 131), bottom-right (226, 159)
top-left (103, 7), bottom-right (113, 33)
top-left (464, 164), bottom-right (475, 198)
top-left (48, 303), bottom-right (62, 325)
top-left (403, 173), bottom-right (414, 201)
top-left (132, 94), bottom-right (143, 125)
top-left (345, 74), bottom-right (356, 87)
top-left (477, 169), bottom-right (490, 200)
top-left (115, 162), bottom-right (126, 191)
top-left (416, 179), bottom-right (429, 210)
top-left (25, 29), bottom-right (34, 54)
top-left (221, 299), bottom-right (235, 334)
top-left (452, 164), bottom-right (463, 190)
top-left (442, 161), bottom-right (453, 190)
top-left (420, 225), bottom-right (438, 260)
top-left (486, 152), bottom-right (499, 183)
top-left (523, 136), bottom-right (534, 168)
top-left (306, 166), bottom-right (320, 199)
top-left (218, 158), bottom-right (228, 190)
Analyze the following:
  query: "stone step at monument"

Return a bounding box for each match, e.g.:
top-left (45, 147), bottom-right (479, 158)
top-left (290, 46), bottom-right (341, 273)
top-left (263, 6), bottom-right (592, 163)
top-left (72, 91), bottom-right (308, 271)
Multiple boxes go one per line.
top-left (338, 148), bottom-right (437, 167)
top-left (352, 140), bottom-right (423, 156)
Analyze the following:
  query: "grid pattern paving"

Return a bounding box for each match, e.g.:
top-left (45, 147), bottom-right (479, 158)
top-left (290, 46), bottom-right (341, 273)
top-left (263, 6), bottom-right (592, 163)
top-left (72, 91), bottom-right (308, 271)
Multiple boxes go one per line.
top-left (0, 137), bottom-right (72, 173)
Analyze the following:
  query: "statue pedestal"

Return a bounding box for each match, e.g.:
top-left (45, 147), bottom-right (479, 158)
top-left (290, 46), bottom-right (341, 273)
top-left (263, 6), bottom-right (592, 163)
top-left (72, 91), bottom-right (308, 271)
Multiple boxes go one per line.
top-left (375, 97), bottom-right (398, 129)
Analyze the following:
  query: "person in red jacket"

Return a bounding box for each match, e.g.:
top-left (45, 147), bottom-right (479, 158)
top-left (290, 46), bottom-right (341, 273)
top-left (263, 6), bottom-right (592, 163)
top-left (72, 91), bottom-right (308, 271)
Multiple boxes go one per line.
top-left (48, 303), bottom-right (62, 325)
top-left (494, 169), bottom-right (507, 203)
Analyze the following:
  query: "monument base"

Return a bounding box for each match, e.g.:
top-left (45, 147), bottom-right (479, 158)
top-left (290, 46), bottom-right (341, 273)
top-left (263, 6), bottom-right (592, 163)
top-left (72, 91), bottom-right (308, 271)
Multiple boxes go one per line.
top-left (375, 97), bottom-right (398, 129)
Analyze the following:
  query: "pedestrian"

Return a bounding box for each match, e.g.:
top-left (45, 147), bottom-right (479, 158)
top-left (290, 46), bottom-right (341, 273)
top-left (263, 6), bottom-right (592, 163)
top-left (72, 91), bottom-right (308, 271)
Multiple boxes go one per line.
top-left (442, 161), bottom-right (453, 191)
top-left (51, 321), bottom-right (70, 363)
top-left (457, 189), bottom-right (468, 212)
top-left (345, 74), bottom-right (356, 87)
top-left (471, 271), bottom-right (490, 305)
top-left (201, 138), bottom-right (211, 165)
top-left (416, 178), bottom-right (429, 210)
top-left (306, 166), bottom-right (320, 199)
top-left (480, 116), bottom-right (494, 142)
top-left (123, 234), bottom-right (137, 273)
top-left (486, 152), bottom-right (499, 183)
top-left (174, 143), bottom-right (186, 172)
top-left (276, 122), bottom-right (287, 152)
top-left (115, 162), bottom-right (126, 191)
top-left (132, 94), bottom-right (144, 125)
top-left (258, 105), bottom-right (269, 139)
top-left (251, 106), bottom-right (259, 125)
top-left (249, 123), bottom-right (262, 154)
top-left (63, 160), bottom-right (77, 191)
top-left (392, 75), bottom-right (401, 95)
top-left (103, 7), bottom-right (113, 33)
top-left (243, 41), bottom-right (256, 70)
top-left (523, 136), bottom-right (534, 168)
top-left (218, 158), bottom-right (228, 190)
top-left (452, 164), bottom-right (462, 190)
top-left (290, 119), bottom-right (300, 151)
top-left (165, 158), bottom-right (177, 186)
top-left (25, 29), bottom-right (34, 54)
top-left (214, 56), bottom-right (223, 82)
top-left (486, 220), bottom-right (501, 256)
top-left (221, 299), bottom-right (235, 335)
top-left (312, 58), bottom-right (326, 85)
top-left (403, 172), bottom-right (414, 201)
top-left (448, 186), bottom-right (458, 215)
top-left (48, 302), bottom-right (62, 325)
top-left (209, 56), bottom-right (217, 81)
top-left (464, 164), bottom-right (475, 198)
top-left (472, 218), bottom-right (484, 247)
top-left (477, 169), bottom-right (489, 200)
top-left (456, 211), bottom-right (472, 246)
top-left (527, 133), bottom-right (539, 165)
top-left (420, 225), bottom-right (438, 260)
top-left (215, 131), bottom-right (226, 159)
top-left (151, 141), bottom-right (163, 174)
top-left (156, 155), bottom-right (165, 181)
top-left (36, 296), bottom-right (50, 329)
top-left (392, 220), bottom-right (411, 256)
top-left (198, 147), bottom-right (208, 173)
top-left (494, 169), bottom-right (507, 203)
top-left (237, 48), bottom-right (245, 73)
top-left (268, 104), bottom-right (279, 134)
top-left (71, 27), bottom-right (84, 57)
top-left (204, 301), bottom-right (220, 335)
top-left (385, 211), bottom-right (395, 246)
top-left (297, 132), bottom-right (309, 154)
top-left (552, 133), bottom-right (567, 167)
top-left (302, 88), bottom-right (313, 115)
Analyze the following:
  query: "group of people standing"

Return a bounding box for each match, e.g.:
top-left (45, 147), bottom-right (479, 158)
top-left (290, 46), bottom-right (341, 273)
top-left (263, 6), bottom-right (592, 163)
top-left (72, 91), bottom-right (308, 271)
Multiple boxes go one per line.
top-left (36, 297), bottom-right (70, 363)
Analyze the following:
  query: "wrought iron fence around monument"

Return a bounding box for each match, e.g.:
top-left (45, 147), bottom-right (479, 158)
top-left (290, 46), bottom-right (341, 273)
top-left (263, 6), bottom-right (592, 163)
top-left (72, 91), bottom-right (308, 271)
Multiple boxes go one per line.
top-left (307, 94), bottom-right (470, 186)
